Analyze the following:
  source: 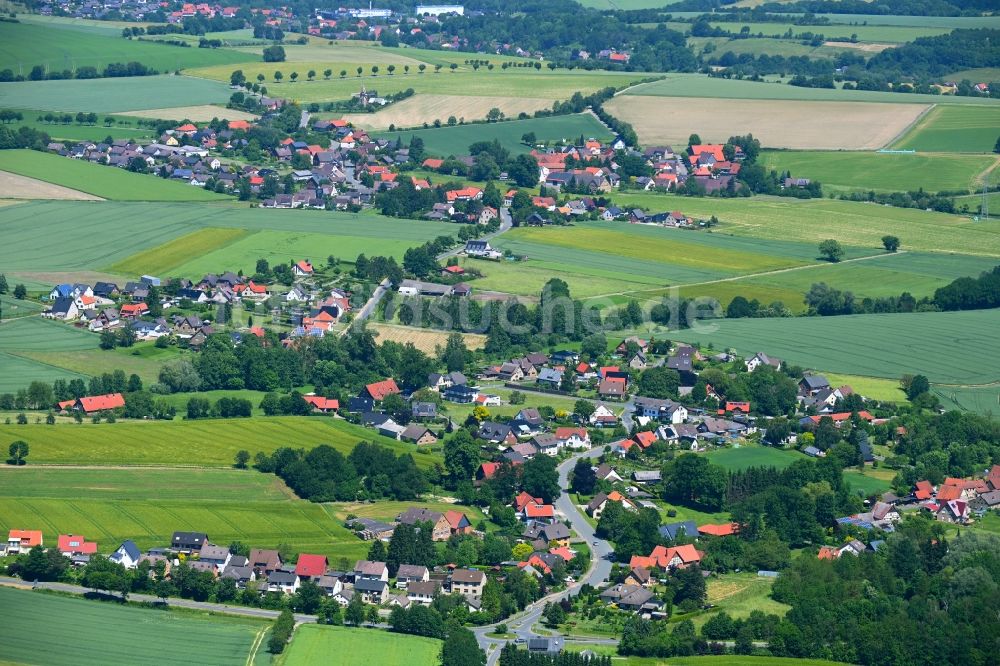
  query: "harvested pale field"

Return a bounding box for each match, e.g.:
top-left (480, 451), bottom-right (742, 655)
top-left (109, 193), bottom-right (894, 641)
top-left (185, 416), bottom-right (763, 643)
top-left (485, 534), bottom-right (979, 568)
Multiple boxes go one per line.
top-left (603, 96), bottom-right (928, 149)
top-left (117, 105), bottom-right (258, 122)
top-left (824, 41), bottom-right (896, 53)
top-left (370, 323), bottom-right (486, 354)
top-left (343, 94), bottom-right (553, 130)
top-left (0, 171), bottom-right (103, 200)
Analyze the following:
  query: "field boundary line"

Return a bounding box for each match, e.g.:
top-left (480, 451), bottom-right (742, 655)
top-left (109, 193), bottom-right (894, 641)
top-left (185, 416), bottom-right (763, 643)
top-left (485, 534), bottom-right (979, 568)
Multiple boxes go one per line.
top-left (885, 102), bottom-right (936, 150)
top-left (589, 250), bottom-right (907, 299)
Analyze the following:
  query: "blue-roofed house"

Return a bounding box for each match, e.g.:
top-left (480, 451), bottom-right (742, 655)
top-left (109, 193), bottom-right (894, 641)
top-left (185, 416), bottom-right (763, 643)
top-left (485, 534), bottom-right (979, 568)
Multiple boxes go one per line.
top-left (659, 520), bottom-right (699, 541)
top-left (110, 540), bottom-right (141, 569)
top-left (49, 284), bottom-right (74, 300)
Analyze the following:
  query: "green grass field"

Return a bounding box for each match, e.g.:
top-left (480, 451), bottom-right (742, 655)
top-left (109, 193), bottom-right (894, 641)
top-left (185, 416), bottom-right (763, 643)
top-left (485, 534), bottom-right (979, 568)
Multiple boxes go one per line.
top-left (0, 467), bottom-right (361, 557)
top-left (760, 150), bottom-right (996, 193)
top-left (0, 150), bottom-right (228, 201)
top-left (625, 73), bottom-right (1000, 106)
top-left (0, 20), bottom-right (249, 74)
top-left (187, 61), bottom-right (643, 103)
top-left (608, 193), bottom-right (1000, 258)
top-left (378, 113), bottom-right (613, 156)
top-left (933, 384), bottom-right (1000, 416)
top-left (107, 227), bottom-right (252, 276)
top-left (2, 108), bottom-right (155, 141)
top-left (0, 317), bottom-right (99, 392)
top-left (284, 625), bottom-right (442, 666)
top-left (15, 344), bottom-right (189, 387)
top-left (671, 309), bottom-right (1000, 385)
top-left (822, 373), bottom-right (904, 403)
top-left (811, 13), bottom-right (1000, 29)
top-left (706, 21), bottom-right (949, 43)
top-left (0, 587), bottom-right (266, 666)
top-left (0, 416), bottom-right (440, 467)
top-left (843, 468), bottom-right (895, 495)
top-left (0, 74), bottom-right (233, 113)
top-left (706, 446), bottom-right (802, 471)
top-left (0, 200), bottom-right (452, 282)
top-left (892, 105), bottom-right (1000, 153)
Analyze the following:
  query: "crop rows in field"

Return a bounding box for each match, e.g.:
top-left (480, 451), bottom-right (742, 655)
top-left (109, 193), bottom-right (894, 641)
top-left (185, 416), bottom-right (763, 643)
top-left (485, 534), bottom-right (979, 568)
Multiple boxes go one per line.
top-left (0, 75), bottom-right (233, 113)
top-left (0, 416), bottom-right (440, 467)
top-left (670, 308), bottom-right (1000, 385)
top-left (0, 587), bottom-right (264, 666)
top-left (892, 105), bottom-right (1000, 153)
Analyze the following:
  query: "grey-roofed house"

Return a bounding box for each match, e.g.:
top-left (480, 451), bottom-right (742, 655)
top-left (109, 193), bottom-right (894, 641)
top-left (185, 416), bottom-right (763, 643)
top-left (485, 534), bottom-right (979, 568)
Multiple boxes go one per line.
top-left (355, 577), bottom-right (389, 604)
top-left (600, 583), bottom-right (656, 611)
top-left (268, 569), bottom-right (300, 594)
top-left (659, 520), bottom-right (699, 541)
top-left (407, 580), bottom-right (440, 605)
top-left (198, 543), bottom-right (232, 569)
top-left (536, 368), bottom-right (564, 389)
top-left (109, 540), bottom-right (141, 569)
top-left (395, 564), bottom-right (429, 588)
top-left (221, 565), bottom-right (255, 588)
top-left (411, 401), bottom-right (438, 420)
top-left (633, 470), bottom-right (662, 484)
top-left (171, 531), bottom-right (208, 552)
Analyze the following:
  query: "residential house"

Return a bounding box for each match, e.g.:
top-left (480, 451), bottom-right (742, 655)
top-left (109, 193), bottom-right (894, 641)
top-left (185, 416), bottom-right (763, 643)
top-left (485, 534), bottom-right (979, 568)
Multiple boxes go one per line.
top-left (57, 534), bottom-right (98, 556)
top-left (629, 543), bottom-right (702, 570)
top-left (364, 378), bottom-right (401, 402)
top-left (109, 540), bottom-right (141, 569)
top-left (395, 564), bottom-right (430, 589)
top-left (198, 543), bottom-right (232, 570)
top-left (268, 570), bottom-right (301, 594)
top-left (586, 491), bottom-right (637, 519)
top-left (401, 424), bottom-right (438, 445)
top-left (407, 580), bottom-right (440, 605)
top-left (171, 531), bottom-right (209, 552)
top-left (746, 352), bottom-right (782, 372)
top-left (594, 463), bottom-right (623, 483)
top-left (355, 577), bottom-right (389, 604)
top-left (600, 583), bottom-right (656, 611)
top-left (6, 530), bottom-right (43, 554)
top-left (397, 508), bottom-right (452, 541)
top-left (354, 560), bottom-right (390, 582)
top-left (249, 548), bottom-right (283, 575)
top-left (659, 521), bottom-right (699, 542)
top-left (633, 396), bottom-right (687, 424)
top-left (450, 569), bottom-right (486, 598)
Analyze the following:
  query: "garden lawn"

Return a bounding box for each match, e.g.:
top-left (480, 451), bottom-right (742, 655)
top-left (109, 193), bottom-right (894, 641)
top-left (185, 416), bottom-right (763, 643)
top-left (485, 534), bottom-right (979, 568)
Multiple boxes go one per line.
top-left (0, 21), bottom-right (249, 73)
top-left (0, 416), bottom-right (441, 468)
top-left (671, 309), bottom-right (1000, 385)
top-left (698, 572), bottom-right (790, 629)
top-left (759, 150), bottom-right (996, 193)
top-left (892, 105), bottom-right (1000, 153)
top-left (822, 373), bottom-right (905, 403)
top-left (0, 151), bottom-right (228, 201)
top-left (705, 446), bottom-right (801, 471)
top-left (283, 625), bottom-right (442, 666)
top-left (0, 587), bottom-right (266, 666)
top-left (0, 75), bottom-right (233, 113)
top-left (843, 468), bottom-right (895, 496)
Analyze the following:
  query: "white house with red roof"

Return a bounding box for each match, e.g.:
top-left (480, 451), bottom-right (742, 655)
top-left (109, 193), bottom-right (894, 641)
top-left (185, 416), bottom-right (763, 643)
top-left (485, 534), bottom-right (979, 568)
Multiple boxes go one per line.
top-left (293, 260), bottom-right (314, 277)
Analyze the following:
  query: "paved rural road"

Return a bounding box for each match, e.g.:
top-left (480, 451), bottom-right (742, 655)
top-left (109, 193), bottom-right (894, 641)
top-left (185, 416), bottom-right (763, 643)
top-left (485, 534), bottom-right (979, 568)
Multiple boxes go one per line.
top-left (0, 576), bottom-right (318, 624)
top-left (342, 277), bottom-right (391, 336)
top-left (474, 446), bottom-right (615, 664)
top-left (437, 207), bottom-right (513, 261)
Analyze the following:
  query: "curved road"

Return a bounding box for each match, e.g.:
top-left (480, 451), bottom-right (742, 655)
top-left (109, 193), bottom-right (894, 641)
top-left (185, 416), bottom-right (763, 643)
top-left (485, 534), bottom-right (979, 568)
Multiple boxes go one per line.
top-left (474, 445), bottom-right (615, 664)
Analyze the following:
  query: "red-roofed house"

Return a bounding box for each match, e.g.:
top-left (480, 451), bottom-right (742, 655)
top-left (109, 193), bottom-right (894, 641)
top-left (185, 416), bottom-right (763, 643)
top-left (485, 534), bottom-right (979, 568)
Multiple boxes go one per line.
top-left (228, 120), bottom-right (252, 131)
top-left (524, 503), bottom-right (555, 522)
top-left (445, 187), bottom-right (483, 202)
top-left (724, 401), bottom-right (750, 414)
top-left (555, 427), bottom-right (590, 449)
top-left (690, 144), bottom-right (725, 162)
top-left (629, 544), bottom-right (702, 570)
top-left (444, 510), bottom-right (472, 535)
top-left (295, 553), bottom-right (328, 579)
top-left (633, 431), bottom-right (657, 449)
top-left (514, 491), bottom-right (544, 512)
top-left (808, 411), bottom-right (874, 426)
top-left (935, 484), bottom-right (963, 501)
top-left (698, 522), bottom-right (738, 537)
top-left (75, 393), bottom-right (125, 414)
top-left (58, 534), bottom-right (98, 555)
top-left (119, 303), bottom-right (149, 319)
top-left (365, 378), bottom-right (401, 402)
top-left (914, 480), bottom-right (933, 500)
top-left (302, 395), bottom-right (340, 413)
top-left (240, 281), bottom-right (268, 300)
top-left (549, 546), bottom-right (574, 562)
top-left (293, 260), bottom-right (314, 276)
top-left (817, 546), bottom-right (838, 560)
top-left (477, 462), bottom-right (500, 480)
top-left (6, 529), bottom-right (43, 554)
top-left (422, 158), bottom-right (443, 169)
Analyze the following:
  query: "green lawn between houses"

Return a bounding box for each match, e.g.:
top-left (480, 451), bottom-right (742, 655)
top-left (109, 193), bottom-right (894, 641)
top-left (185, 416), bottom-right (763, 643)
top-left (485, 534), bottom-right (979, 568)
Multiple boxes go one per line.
top-left (0, 586), bottom-right (266, 666)
top-left (282, 625), bottom-right (442, 666)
